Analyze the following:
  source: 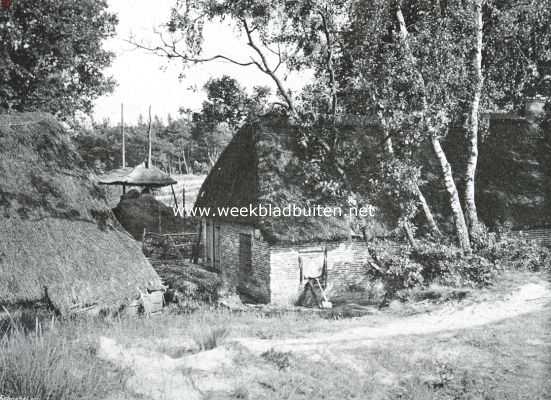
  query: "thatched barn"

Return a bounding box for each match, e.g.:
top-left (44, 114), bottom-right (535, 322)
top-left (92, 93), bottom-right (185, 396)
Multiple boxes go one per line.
top-left (195, 117), bottom-right (387, 305)
top-left (0, 113), bottom-right (163, 314)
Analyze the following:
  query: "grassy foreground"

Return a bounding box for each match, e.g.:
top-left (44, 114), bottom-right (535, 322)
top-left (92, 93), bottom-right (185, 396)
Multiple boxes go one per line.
top-left (1, 272), bottom-right (550, 400)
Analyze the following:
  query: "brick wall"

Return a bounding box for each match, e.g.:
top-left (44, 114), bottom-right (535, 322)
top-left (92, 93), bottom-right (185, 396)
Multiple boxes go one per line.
top-left (269, 240), bottom-right (372, 305)
top-left (203, 218), bottom-right (271, 303)
top-left (202, 223), bottom-right (373, 305)
top-left (326, 241), bottom-right (373, 302)
top-left (269, 247), bottom-right (302, 305)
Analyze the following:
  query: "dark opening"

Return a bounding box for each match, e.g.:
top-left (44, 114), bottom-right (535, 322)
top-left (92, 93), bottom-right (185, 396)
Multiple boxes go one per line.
top-left (239, 233), bottom-right (252, 274)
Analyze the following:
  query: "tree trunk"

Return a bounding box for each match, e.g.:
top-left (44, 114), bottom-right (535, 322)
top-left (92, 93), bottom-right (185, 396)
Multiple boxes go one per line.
top-left (464, 0), bottom-right (483, 236)
top-left (403, 222), bottom-right (417, 249)
top-left (182, 148), bottom-right (190, 175)
top-left (384, 130), bottom-right (440, 236)
top-left (147, 105), bottom-right (152, 168)
top-left (431, 136), bottom-right (472, 253)
top-left (416, 185), bottom-right (442, 236)
top-left (320, 10), bottom-right (337, 122)
top-left (396, 6), bottom-right (462, 244)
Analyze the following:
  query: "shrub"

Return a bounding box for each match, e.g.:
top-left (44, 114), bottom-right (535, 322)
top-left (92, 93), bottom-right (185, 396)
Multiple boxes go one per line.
top-left (261, 348), bottom-right (291, 370)
top-left (477, 232), bottom-right (551, 272)
top-left (411, 241), bottom-right (497, 288)
top-left (367, 243), bottom-right (425, 296)
top-left (364, 232), bottom-right (549, 305)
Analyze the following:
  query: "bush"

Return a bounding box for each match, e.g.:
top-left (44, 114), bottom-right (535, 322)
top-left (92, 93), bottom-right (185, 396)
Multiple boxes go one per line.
top-left (261, 348), bottom-right (291, 370)
top-left (366, 244), bottom-right (425, 299)
top-left (477, 232), bottom-right (551, 272)
top-left (363, 231), bottom-right (550, 305)
top-left (412, 241), bottom-right (497, 288)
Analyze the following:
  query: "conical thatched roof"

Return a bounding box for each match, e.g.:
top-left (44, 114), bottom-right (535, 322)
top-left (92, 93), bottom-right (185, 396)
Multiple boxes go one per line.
top-left (96, 166), bottom-right (133, 184)
top-left (195, 117), bottom-right (353, 244)
top-left (98, 164), bottom-right (176, 187)
top-left (123, 164), bottom-right (177, 186)
top-left (0, 113), bottom-right (162, 314)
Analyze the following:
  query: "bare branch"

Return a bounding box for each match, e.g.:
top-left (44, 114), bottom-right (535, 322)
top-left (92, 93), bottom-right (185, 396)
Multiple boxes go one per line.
top-left (242, 18), bottom-right (295, 113)
top-left (128, 14), bottom-right (295, 115)
top-left (126, 38), bottom-right (258, 67)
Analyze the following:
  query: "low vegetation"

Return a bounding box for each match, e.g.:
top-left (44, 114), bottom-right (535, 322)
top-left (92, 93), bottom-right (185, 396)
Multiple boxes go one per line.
top-left (363, 232), bottom-right (551, 306)
top-left (261, 348), bottom-right (291, 370)
top-left (1, 267), bottom-right (549, 400)
top-left (0, 316), bottom-right (126, 400)
top-left (191, 324), bottom-right (230, 351)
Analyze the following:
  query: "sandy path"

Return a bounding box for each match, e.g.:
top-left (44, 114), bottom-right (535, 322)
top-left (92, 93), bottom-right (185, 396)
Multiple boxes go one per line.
top-left (99, 280), bottom-right (551, 399)
top-left (237, 282), bottom-right (551, 354)
top-left (99, 337), bottom-right (237, 400)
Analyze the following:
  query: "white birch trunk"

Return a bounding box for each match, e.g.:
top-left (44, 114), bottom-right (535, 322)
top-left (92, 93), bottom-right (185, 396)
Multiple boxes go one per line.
top-left (464, 0), bottom-right (483, 236)
top-left (432, 136), bottom-right (472, 253)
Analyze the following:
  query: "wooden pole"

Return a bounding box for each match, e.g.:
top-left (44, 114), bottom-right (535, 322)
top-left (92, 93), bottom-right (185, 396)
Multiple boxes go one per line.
top-left (121, 103), bottom-right (126, 168)
top-left (182, 186), bottom-right (186, 216)
top-left (170, 184), bottom-right (178, 207)
top-left (147, 105), bottom-right (152, 168)
top-left (158, 201), bottom-right (161, 234)
top-left (181, 177), bottom-right (186, 232)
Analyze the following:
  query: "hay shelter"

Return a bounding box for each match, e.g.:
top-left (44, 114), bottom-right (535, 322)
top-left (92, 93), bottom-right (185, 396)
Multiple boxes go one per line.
top-left (0, 113), bottom-right (163, 314)
top-left (98, 162), bottom-right (183, 241)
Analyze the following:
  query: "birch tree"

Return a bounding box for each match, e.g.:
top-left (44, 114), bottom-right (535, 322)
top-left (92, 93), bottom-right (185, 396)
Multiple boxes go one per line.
top-left (464, 0), bottom-right (483, 237)
top-left (338, 0), bottom-right (474, 252)
top-left (464, 0), bottom-right (551, 239)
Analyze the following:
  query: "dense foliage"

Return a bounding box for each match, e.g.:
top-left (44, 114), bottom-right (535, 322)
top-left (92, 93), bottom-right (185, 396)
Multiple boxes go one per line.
top-left (0, 0), bottom-right (117, 117)
top-left (366, 232), bottom-right (550, 304)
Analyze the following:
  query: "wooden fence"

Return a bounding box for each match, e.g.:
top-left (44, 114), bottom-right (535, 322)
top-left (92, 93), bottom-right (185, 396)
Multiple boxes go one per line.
top-left (514, 226), bottom-right (551, 247)
top-left (143, 231), bottom-right (201, 261)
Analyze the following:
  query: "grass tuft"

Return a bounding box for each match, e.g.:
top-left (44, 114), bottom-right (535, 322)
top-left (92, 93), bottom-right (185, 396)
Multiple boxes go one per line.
top-left (191, 325), bottom-right (230, 351)
top-left (0, 315), bottom-right (125, 400)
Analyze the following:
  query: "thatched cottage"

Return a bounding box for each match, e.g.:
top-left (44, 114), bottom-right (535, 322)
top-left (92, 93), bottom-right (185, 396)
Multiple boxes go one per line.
top-left (0, 113), bottom-right (163, 314)
top-left (195, 117), bottom-right (383, 305)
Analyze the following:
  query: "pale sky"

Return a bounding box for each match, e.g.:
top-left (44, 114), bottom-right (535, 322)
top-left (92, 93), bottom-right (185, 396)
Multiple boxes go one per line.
top-left (93, 0), bottom-right (307, 125)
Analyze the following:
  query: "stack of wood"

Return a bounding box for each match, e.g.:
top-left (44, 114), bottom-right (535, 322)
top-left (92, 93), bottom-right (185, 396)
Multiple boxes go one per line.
top-left (149, 260), bottom-right (222, 303)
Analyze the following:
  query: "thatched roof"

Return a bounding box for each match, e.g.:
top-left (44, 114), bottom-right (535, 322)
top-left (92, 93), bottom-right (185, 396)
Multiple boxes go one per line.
top-left (96, 166), bottom-right (133, 184)
top-left (98, 164), bottom-right (176, 187)
top-left (195, 117), bottom-right (354, 244)
top-left (0, 113), bottom-right (162, 314)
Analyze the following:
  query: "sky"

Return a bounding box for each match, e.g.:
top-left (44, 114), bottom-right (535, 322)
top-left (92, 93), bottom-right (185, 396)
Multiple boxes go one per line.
top-left (92, 0), bottom-right (306, 125)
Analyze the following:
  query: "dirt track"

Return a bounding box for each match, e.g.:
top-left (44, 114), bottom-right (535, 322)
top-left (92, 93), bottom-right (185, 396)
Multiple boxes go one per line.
top-left (99, 279), bottom-right (551, 400)
top-left (237, 281), bottom-right (551, 353)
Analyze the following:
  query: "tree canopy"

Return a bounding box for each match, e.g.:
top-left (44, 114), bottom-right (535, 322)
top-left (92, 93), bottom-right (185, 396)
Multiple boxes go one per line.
top-left (0, 0), bottom-right (117, 117)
